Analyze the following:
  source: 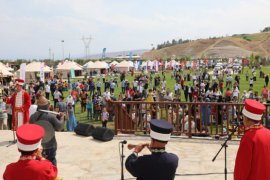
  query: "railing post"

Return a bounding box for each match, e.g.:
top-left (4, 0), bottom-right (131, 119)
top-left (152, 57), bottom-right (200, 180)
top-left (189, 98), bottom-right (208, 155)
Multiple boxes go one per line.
top-left (188, 103), bottom-right (192, 138)
top-left (114, 103), bottom-right (118, 135)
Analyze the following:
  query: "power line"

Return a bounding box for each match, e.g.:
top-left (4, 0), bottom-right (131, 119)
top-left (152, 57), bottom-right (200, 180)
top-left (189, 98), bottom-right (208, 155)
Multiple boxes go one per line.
top-left (81, 35), bottom-right (93, 60)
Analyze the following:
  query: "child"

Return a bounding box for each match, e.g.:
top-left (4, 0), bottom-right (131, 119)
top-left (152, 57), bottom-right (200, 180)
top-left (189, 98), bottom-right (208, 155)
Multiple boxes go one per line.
top-left (101, 107), bottom-right (109, 128)
top-left (86, 97), bottom-right (93, 120)
top-left (143, 110), bottom-right (151, 134)
top-left (66, 102), bottom-right (77, 131)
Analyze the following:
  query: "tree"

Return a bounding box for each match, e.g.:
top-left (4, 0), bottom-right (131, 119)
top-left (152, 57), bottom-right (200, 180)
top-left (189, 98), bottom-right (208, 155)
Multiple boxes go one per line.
top-left (249, 53), bottom-right (255, 66)
top-left (261, 27), bottom-right (270, 32)
top-left (172, 39), bottom-right (177, 45)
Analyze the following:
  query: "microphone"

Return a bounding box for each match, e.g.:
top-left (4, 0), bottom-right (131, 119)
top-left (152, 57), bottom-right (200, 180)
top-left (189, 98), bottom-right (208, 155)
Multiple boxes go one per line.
top-left (119, 140), bottom-right (127, 144)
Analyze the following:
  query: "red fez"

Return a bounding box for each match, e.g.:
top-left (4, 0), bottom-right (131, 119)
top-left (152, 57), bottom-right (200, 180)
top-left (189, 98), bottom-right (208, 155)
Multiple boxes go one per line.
top-left (15, 79), bottom-right (24, 86)
top-left (242, 99), bottom-right (266, 121)
top-left (16, 124), bottom-right (45, 151)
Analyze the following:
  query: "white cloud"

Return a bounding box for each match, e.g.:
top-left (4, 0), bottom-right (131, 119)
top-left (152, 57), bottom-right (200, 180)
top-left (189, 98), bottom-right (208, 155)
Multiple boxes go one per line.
top-left (0, 0), bottom-right (269, 59)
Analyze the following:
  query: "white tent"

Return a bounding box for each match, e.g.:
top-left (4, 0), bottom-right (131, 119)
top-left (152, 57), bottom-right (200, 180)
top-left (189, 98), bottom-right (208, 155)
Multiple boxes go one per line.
top-left (110, 61), bottom-right (119, 66)
top-left (56, 60), bottom-right (83, 78)
top-left (83, 61), bottom-right (94, 68)
top-left (17, 62), bottom-right (53, 83)
top-left (141, 60), bottom-right (152, 67)
top-left (25, 62), bottom-right (52, 72)
top-left (86, 61), bottom-right (108, 73)
top-left (115, 60), bottom-right (134, 72)
top-left (0, 63), bottom-right (13, 77)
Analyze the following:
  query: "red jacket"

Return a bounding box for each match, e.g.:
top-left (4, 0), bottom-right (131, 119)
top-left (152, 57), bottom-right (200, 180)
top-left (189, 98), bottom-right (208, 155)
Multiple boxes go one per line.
top-left (10, 90), bottom-right (31, 130)
top-left (3, 159), bottom-right (57, 180)
top-left (234, 125), bottom-right (270, 180)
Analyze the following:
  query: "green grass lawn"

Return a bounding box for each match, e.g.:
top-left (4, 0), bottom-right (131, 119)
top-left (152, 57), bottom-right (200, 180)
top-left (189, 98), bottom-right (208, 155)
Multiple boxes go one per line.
top-left (56, 66), bottom-right (269, 129)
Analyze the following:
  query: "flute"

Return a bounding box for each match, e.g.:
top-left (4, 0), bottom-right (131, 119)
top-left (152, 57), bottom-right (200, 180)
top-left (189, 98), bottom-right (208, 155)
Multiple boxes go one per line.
top-left (38, 109), bottom-right (61, 115)
top-left (127, 143), bottom-right (150, 150)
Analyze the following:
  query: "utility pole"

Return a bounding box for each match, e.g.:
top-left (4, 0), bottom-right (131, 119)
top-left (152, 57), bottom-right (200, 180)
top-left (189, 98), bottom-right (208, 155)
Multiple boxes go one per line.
top-left (49, 48), bottom-right (52, 60)
top-left (81, 36), bottom-right (93, 60)
top-left (61, 40), bottom-right (65, 60)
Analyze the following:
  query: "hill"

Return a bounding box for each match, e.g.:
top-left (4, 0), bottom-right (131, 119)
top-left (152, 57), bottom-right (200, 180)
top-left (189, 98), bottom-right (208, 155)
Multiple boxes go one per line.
top-left (142, 32), bottom-right (270, 59)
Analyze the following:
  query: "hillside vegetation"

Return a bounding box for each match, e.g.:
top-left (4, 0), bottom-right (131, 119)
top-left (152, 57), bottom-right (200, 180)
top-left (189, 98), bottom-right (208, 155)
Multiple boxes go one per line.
top-left (143, 32), bottom-right (270, 59)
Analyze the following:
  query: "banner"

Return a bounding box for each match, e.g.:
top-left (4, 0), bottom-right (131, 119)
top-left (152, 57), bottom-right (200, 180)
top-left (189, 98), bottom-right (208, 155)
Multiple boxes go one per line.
top-left (102, 48), bottom-right (106, 59)
top-left (40, 62), bottom-right (45, 82)
top-left (165, 61), bottom-right (168, 69)
top-left (70, 68), bottom-right (75, 78)
top-left (135, 61), bottom-right (138, 71)
top-left (129, 51), bottom-right (133, 60)
top-left (193, 60), bottom-right (197, 69)
top-left (20, 63), bottom-right (26, 82)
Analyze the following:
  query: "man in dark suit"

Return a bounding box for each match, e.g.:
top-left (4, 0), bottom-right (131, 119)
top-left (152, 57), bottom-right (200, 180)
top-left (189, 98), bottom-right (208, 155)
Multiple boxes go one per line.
top-left (125, 119), bottom-right (179, 180)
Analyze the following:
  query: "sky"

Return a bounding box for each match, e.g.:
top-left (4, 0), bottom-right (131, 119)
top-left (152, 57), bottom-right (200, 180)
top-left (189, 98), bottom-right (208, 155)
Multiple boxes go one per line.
top-left (0, 0), bottom-right (269, 60)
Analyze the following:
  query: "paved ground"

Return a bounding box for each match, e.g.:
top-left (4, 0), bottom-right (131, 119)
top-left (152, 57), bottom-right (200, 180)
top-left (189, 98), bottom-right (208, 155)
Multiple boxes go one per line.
top-left (0, 131), bottom-right (240, 180)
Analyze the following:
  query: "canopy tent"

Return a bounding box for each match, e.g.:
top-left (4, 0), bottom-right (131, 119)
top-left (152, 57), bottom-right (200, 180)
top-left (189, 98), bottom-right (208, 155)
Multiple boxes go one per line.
top-left (141, 60), bottom-right (153, 67)
top-left (0, 63), bottom-right (13, 77)
top-left (115, 60), bottom-right (134, 72)
top-left (83, 61), bottom-right (94, 68)
top-left (110, 61), bottom-right (119, 66)
top-left (16, 62), bottom-right (53, 83)
top-left (56, 60), bottom-right (83, 78)
top-left (86, 61), bottom-right (108, 74)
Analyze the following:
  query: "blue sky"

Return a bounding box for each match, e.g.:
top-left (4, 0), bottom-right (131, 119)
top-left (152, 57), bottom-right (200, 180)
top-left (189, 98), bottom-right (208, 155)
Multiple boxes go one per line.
top-left (0, 0), bottom-right (269, 60)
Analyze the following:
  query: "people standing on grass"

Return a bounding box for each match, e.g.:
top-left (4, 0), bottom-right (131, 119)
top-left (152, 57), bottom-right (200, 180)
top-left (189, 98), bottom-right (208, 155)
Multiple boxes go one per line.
top-left (66, 102), bottom-right (77, 131)
top-left (86, 96), bottom-right (93, 120)
top-left (101, 107), bottom-right (109, 128)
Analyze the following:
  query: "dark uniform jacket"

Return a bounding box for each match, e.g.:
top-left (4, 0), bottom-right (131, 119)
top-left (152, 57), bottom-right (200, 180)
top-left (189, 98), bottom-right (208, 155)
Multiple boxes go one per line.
top-left (125, 152), bottom-right (178, 180)
top-left (30, 111), bottom-right (64, 149)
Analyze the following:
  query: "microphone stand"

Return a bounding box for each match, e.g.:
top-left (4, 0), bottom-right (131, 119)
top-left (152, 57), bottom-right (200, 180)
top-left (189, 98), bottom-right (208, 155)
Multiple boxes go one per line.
top-left (212, 124), bottom-right (239, 180)
top-left (6, 130), bottom-right (17, 147)
top-left (121, 142), bottom-right (125, 180)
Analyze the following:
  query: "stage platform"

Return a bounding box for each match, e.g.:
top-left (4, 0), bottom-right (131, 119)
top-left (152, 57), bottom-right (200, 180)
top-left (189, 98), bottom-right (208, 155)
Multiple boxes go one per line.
top-left (0, 131), bottom-right (239, 180)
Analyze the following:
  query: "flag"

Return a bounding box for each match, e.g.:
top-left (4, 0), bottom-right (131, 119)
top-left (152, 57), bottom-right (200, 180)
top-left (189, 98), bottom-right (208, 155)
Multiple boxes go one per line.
top-left (102, 48), bottom-right (106, 59)
top-left (20, 63), bottom-right (26, 81)
top-left (40, 62), bottom-right (45, 82)
top-left (70, 68), bottom-right (75, 78)
top-left (129, 52), bottom-right (133, 60)
top-left (150, 61), bottom-right (154, 70)
top-left (135, 61), bottom-right (138, 71)
top-left (193, 60), bottom-right (196, 69)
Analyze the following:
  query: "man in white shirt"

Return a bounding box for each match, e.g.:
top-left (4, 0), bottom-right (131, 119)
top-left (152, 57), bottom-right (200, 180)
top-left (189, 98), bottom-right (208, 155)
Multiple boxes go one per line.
top-left (133, 80), bottom-right (138, 91)
top-left (29, 98), bottom-right (37, 118)
top-left (104, 90), bottom-right (111, 100)
top-left (53, 89), bottom-right (62, 107)
top-left (174, 83), bottom-right (180, 95)
top-left (110, 81), bottom-right (116, 94)
top-left (45, 83), bottom-right (50, 100)
top-left (97, 81), bottom-right (102, 95)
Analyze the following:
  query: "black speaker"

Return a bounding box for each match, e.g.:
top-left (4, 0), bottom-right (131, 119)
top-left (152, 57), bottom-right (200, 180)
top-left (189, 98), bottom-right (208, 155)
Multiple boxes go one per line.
top-left (74, 123), bottom-right (95, 136)
top-left (92, 127), bottom-right (114, 141)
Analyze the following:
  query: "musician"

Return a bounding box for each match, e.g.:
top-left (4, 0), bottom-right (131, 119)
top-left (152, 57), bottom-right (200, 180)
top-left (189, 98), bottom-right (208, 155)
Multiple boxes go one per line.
top-left (234, 99), bottom-right (270, 180)
top-left (125, 119), bottom-right (178, 180)
top-left (10, 79), bottom-right (31, 130)
top-left (3, 124), bottom-right (58, 180)
top-left (30, 94), bottom-right (64, 166)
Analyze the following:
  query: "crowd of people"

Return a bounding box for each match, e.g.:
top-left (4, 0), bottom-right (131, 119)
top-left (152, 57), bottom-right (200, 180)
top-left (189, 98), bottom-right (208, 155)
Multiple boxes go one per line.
top-left (0, 62), bottom-right (270, 180)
